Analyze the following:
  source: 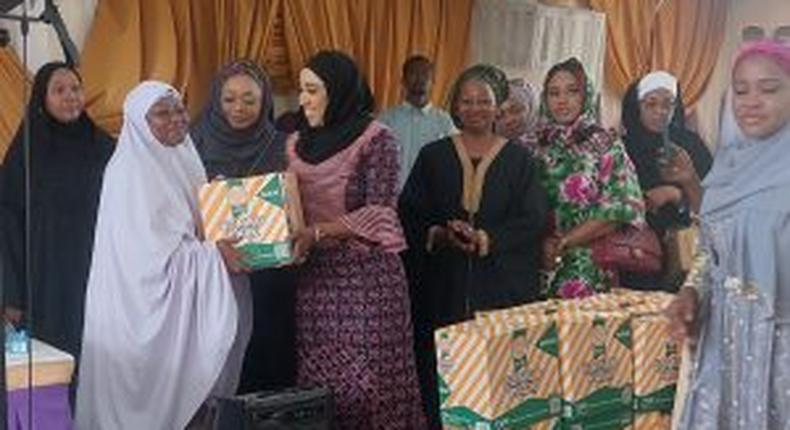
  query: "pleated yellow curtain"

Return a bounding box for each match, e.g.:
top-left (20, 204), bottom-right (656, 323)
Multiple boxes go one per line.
top-left (589, 0), bottom-right (655, 95)
top-left (280, 0), bottom-right (473, 109)
top-left (79, 0), bottom-right (473, 134)
top-left (79, 0), bottom-right (281, 133)
top-left (590, 0), bottom-right (727, 105)
top-left (188, 0), bottom-right (283, 109)
top-left (650, 0), bottom-right (727, 105)
top-left (0, 48), bottom-right (28, 159)
top-left (6, 0), bottom-right (472, 136)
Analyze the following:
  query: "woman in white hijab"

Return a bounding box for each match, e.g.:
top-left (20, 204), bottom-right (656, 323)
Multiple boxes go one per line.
top-left (75, 81), bottom-right (251, 430)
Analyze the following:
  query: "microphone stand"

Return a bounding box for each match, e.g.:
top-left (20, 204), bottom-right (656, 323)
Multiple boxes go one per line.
top-left (0, 240), bottom-right (6, 430)
top-left (0, 0), bottom-right (79, 65)
top-left (0, 2), bottom-right (80, 429)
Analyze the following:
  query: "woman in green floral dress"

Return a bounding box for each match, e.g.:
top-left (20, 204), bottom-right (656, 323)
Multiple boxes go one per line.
top-left (534, 58), bottom-right (645, 299)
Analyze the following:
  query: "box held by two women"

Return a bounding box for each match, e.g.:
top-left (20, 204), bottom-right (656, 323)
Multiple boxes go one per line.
top-left (199, 172), bottom-right (304, 269)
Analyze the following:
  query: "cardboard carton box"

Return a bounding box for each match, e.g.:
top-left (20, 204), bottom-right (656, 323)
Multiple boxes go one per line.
top-left (452, 291), bottom-right (679, 429)
top-left (475, 300), bottom-right (561, 327)
top-left (199, 172), bottom-right (304, 269)
top-left (579, 292), bottom-right (678, 430)
top-left (556, 309), bottom-right (634, 429)
top-left (436, 313), bottom-right (563, 429)
top-left (630, 314), bottom-right (679, 430)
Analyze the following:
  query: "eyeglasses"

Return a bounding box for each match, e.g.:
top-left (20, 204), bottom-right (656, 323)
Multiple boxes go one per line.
top-left (146, 96), bottom-right (188, 122)
top-left (741, 25), bottom-right (790, 43)
top-left (147, 107), bottom-right (187, 121)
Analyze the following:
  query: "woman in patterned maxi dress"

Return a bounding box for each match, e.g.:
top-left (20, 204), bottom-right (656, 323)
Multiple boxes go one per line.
top-left (287, 50), bottom-right (426, 429)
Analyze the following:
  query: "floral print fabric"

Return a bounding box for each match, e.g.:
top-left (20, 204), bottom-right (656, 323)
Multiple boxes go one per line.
top-left (534, 62), bottom-right (645, 299)
top-left (534, 136), bottom-right (644, 298)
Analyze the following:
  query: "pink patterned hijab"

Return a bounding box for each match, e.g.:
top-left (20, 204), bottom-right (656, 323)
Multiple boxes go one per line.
top-left (734, 40), bottom-right (790, 75)
top-left (702, 40), bottom-right (790, 215)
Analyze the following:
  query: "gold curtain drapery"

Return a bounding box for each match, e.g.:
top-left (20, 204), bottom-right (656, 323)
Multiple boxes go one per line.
top-left (280, 0), bottom-right (473, 110)
top-left (76, 0), bottom-right (472, 134)
top-left (79, 0), bottom-right (281, 133)
top-left (0, 48), bottom-right (29, 159)
top-left (590, 0), bottom-right (727, 105)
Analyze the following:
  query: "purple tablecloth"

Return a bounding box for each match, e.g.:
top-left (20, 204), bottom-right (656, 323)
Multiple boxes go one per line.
top-left (7, 385), bottom-right (72, 430)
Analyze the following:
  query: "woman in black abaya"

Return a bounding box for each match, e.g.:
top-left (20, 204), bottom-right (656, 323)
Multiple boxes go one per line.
top-left (0, 62), bottom-right (114, 362)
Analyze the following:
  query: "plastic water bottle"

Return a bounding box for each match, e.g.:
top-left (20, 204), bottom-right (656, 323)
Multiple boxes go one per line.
top-left (5, 323), bottom-right (28, 355)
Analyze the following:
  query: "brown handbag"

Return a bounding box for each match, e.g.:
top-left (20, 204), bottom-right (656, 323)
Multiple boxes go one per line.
top-left (590, 224), bottom-right (663, 273)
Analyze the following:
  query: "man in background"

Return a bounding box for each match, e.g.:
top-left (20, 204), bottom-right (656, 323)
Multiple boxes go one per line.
top-left (379, 55), bottom-right (455, 187)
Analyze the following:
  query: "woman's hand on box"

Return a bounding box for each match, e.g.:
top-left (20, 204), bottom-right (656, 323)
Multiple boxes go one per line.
top-left (290, 227), bottom-right (316, 264)
top-left (665, 286), bottom-right (699, 343)
top-left (217, 238), bottom-right (250, 274)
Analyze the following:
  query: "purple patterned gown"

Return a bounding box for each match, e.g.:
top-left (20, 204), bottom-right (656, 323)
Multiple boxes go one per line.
top-left (287, 121), bottom-right (427, 429)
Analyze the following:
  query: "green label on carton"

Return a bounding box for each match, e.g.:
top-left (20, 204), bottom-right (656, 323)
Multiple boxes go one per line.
top-left (441, 406), bottom-right (488, 428)
top-left (239, 242), bottom-right (292, 269)
top-left (537, 322), bottom-right (559, 358)
top-left (441, 397), bottom-right (562, 429)
top-left (496, 396), bottom-right (563, 428)
top-left (257, 174), bottom-right (285, 207)
top-left (557, 408), bottom-right (633, 430)
top-left (562, 385), bottom-right (633, 421)
top-left (615, 321), bottom-right (632, 349)
top-left (438, 375), bottom-right (450, 406)
top-left (634, 384), bottom-right (676, 413)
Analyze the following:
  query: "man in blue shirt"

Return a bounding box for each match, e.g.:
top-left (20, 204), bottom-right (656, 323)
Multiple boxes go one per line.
top-left (379, 55), bottom-right (456, 187)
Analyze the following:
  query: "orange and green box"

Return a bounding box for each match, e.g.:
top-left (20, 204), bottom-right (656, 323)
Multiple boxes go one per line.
top-left (556, 309), bottom-right (634, 430)
top-left (199, 172), bottom-right (304, 269)
top-left (436, 313), bottom-right (563, 429)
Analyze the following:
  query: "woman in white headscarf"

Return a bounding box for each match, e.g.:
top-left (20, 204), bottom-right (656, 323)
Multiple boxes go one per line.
top-left (75, 81), bottom-right (251, 430)
top-left (619, 71), bottom-right (712, 292)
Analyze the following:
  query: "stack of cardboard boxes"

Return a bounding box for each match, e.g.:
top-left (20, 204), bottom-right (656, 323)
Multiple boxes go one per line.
top-left (436, 313), bottom-right (562, 429)
top-left (435, 290), bottom-right (680, 429)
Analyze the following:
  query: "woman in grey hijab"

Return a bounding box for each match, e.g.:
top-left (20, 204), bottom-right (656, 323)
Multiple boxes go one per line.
top-left (191, 60), bottom-right (286, 179)
top-left (668, 40), bottom-right (790, 429)
top-left (191, 60), bottom-right (296, 393)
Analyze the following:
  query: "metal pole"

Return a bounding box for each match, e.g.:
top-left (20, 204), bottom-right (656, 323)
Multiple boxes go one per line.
top-left (20, 1), bottom-right (34, 428)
